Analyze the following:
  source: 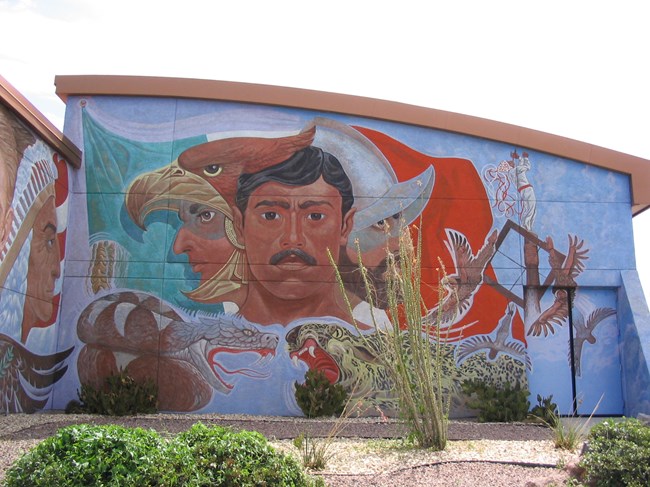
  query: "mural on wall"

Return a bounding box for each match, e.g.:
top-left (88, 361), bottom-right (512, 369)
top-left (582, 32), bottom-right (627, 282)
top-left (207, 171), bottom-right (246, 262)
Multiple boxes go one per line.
top-left (49, 96), bottom-right (632, 416)
top-left (0, 105), bottom-right (73, 413)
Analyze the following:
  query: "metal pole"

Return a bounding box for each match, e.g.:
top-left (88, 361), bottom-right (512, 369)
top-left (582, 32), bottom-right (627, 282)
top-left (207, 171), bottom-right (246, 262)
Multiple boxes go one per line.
top-left (566, 288), bottom-right (578, 416)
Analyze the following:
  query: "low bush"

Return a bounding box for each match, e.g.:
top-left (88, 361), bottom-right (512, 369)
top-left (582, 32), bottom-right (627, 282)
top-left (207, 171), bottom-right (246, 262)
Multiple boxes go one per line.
top-left (295, 368), bottom-right (348, 418)
top-left (580, 417), bottom-right (650, 486)
top-left (169, 423), bottom-right (323, 486)
top-left (4, 424), bottom-right (167, 486)
top-left (529, 394), bottom-right (559, 427)
top-left (78, 368), bottom-right (158, 416)
top-left (462, 379), bottom-right (530, 422)
top-left (5, 423), bottom-right (324, 487)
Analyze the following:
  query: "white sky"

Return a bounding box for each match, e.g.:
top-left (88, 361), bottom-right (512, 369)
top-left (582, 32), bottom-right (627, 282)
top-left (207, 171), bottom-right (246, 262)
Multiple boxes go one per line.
top-left (2, 0), bottom-right (650, 297)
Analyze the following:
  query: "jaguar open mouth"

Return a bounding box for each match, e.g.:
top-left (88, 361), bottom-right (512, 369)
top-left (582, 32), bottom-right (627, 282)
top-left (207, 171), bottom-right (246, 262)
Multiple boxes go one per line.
top-left (289, 338), bottom-right (340, 384)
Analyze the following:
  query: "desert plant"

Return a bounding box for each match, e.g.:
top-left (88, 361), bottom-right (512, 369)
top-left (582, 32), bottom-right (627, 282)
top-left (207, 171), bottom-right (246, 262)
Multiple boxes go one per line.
top-left (544, 395), bottom-right (602, 450)
top-left (545, 412), bottom-right (589, 450)
top-left (580, 417), bottom-right (650, 486)
top-left (3, 424), bottom-right (167, 486)
top-left (295, 368), bottom-right (348, 418)
top-left (462, 379), bottom-right (530, 422)
top-left (293, 390), bottom-right (367, 470)
top-left (169, 422), bottom-right (324, 486)
top-left (77, 368), bottom-right (158, 416)
top-left (294, 431), bottom-right (341, 471)
top-left (329, 221), bottom-right (452, 450)
top-left (529, 394), bottom-right (559, 427)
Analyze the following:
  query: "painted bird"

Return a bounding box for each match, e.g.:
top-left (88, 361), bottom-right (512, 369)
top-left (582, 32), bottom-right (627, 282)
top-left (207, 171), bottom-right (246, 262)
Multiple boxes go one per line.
top-left (177, 127), bottom-right (316, 209)
top-left (527, 288), bottom-right (569, 337)
top-left (570, 307), bottom-right (616, 377)
top-left (0, 334), bottom-right (73, 413)
top-left (455, 302), bottom-right (531, 369)
top-left (424, 228), bottom-right (498, 328)
top-left (528, 235), bottom-right (589, 337)
top-left (548, 234), bottom-right (589, 289)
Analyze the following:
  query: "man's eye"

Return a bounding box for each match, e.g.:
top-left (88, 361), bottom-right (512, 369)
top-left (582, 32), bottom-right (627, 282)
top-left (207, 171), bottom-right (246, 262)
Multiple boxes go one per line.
top-left (47, 238), bottom-right (56, 249)
top-left (262, 212), bottom-right (279, 220)
top-left (199, 211), bottom-right (215, 223)
top-left (307, 213), bottom-right (325, 221)
top-left (203, 164), bottom-right (222, 176)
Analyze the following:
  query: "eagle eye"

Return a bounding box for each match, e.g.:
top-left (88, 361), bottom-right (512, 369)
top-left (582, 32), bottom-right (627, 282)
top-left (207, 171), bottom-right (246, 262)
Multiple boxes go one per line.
top-left (204, 164), bottom-right (222, 177)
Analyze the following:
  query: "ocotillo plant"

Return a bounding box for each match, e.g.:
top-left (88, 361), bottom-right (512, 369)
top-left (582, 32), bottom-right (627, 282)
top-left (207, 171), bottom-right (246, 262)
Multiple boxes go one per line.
top-left (329, 220), bottom-right (454, 450)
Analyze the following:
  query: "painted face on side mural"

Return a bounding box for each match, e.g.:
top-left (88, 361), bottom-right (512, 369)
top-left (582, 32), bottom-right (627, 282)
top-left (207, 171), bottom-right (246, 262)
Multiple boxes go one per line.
top-left (25, 195), bottom-right (61, 322)
top-left (236, 177), bottom-right (354, 302)
top-left (0, 148), bottom-right (16, 249)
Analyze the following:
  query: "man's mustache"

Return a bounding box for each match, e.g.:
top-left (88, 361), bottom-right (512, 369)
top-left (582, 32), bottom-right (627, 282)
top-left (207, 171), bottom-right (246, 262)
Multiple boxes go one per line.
top-left (269, 249), bottom-right (317, 266)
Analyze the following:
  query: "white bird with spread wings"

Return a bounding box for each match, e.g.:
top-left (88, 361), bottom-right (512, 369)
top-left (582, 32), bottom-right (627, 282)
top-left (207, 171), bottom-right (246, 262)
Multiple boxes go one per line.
top-left (424, 228), bottom-right (498, 328)
top-left (455, 302), bottom-right (531, 369)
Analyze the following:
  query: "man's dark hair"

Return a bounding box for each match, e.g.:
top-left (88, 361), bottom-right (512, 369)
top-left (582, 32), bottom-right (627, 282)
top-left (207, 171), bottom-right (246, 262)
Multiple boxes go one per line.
top-left (235, 146), bottom-right (354, 216)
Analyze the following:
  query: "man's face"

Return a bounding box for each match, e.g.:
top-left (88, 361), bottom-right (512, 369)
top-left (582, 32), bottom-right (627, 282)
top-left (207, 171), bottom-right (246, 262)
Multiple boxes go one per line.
top-left (172, 200), bottom-right (233, 280)
top-left (348, 214), bottom-right (402, 267)
top-left (341, 214), bottom-right (402, 308)
top-left (25, 196), bottom-right (61, 322)
top-left (234, 177), bottom-right (354, 301)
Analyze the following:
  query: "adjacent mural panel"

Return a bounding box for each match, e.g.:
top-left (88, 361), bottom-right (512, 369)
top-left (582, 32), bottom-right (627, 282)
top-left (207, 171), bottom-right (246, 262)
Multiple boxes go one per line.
top-left (3, 95), bottom-right (633, 416)
top-left (0, 105), bottom-right (73, 413)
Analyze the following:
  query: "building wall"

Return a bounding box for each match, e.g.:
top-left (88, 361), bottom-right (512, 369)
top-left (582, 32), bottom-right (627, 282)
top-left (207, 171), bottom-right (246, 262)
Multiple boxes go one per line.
top-left (619, 271), bottom-right (650, 417)
top-left (4, 94), bottom-right (638, 416)
top-left (0, 104), bottom-right (72, 413)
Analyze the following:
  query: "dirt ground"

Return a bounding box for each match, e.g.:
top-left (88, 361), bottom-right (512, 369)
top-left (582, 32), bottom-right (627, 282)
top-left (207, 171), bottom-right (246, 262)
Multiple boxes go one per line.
top-left (0, 414), bottom-right (580, 486)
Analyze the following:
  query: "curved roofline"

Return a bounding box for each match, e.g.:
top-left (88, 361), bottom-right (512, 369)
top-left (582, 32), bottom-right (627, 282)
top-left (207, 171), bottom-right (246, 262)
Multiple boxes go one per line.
top-left (1, 75), bottom-right (81, 168)
top-left (55, 74), bottom-right (650, 214)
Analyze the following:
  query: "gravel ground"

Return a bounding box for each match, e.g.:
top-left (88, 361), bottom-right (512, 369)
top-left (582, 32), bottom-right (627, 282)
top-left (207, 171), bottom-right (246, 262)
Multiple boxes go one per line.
top-left (0, 413), bottom-right (581, 486)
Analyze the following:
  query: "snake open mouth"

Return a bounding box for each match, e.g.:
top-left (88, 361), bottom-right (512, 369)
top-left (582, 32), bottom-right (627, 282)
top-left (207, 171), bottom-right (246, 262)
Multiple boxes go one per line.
top-left (207, 347), bottom-right (276, 389)
top-left (289, 338), bottom-right (340, 384)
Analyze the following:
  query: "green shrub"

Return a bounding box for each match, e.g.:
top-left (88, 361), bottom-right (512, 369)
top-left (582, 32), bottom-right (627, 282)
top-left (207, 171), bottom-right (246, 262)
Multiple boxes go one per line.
top-left (462, 379), bottom-right (530, 422)
top-left (5, 423), bottom-right (324, 487)
top-left (4, 424), bottom-right (167, 486)
top-left (63, 399), bottom-right (84, 414)
top-left (168, 422), bottom-right (324, 486)
top-left (78, 368), bottom-right (158, 416)
top-left (529, 394), bottom-right (559, 427)
top-left (580, 417), bottom-right (650, 486)
top-left (295, 368), bottom-right (348, 418)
